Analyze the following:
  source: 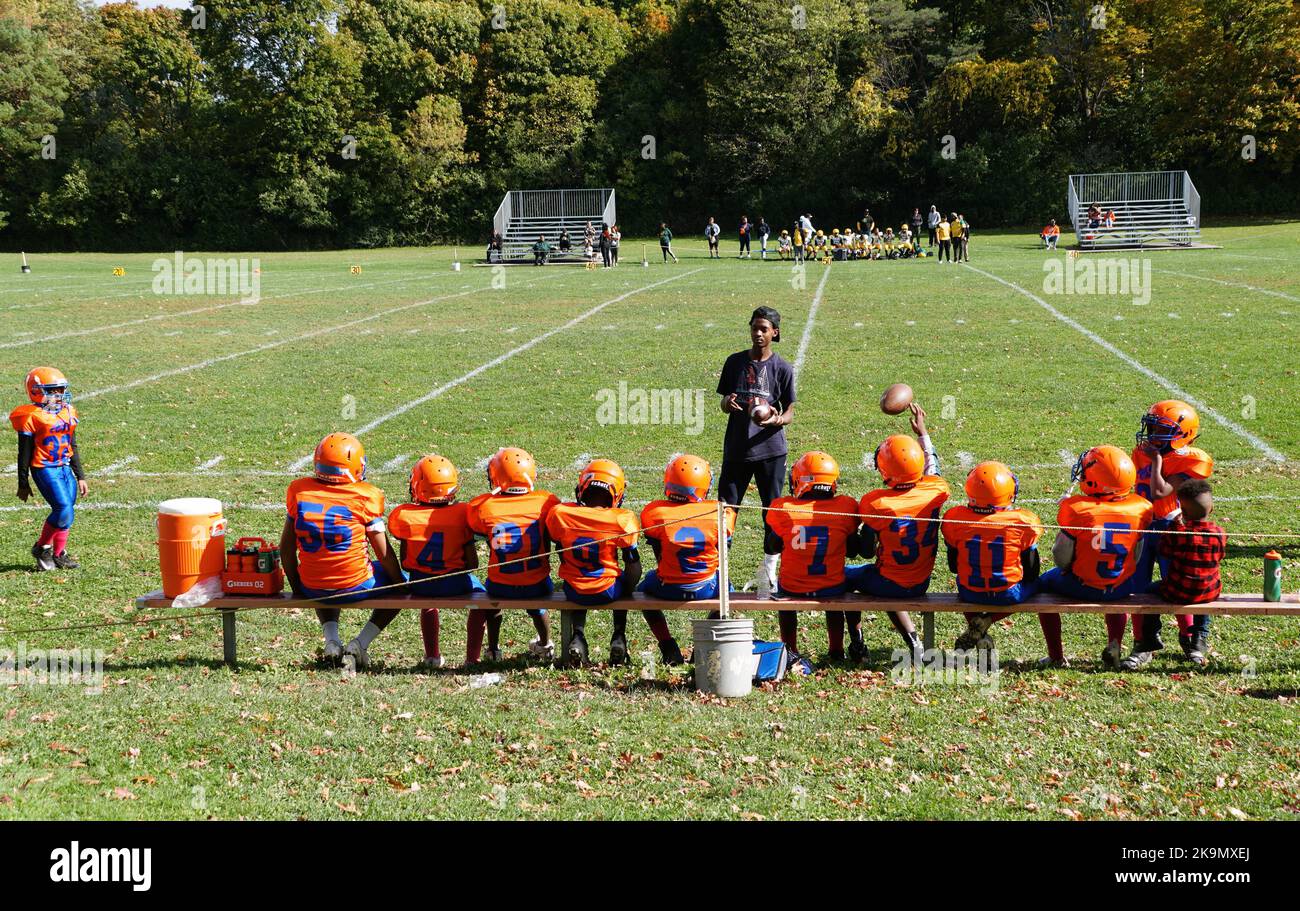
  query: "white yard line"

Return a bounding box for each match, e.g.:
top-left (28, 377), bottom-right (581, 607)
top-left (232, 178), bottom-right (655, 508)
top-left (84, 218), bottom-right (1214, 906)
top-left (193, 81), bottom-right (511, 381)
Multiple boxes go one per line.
top-left (92, 455), bottom-right (139, 475)
top-left (340, 267), bottom-right (706, 442)
top-left (0, 298), bottom-right (260, 350)
top-left (964, 263), bottom-right (1289, 463)
top-left (196, 455), bottom-right (225, 471)
top-left (1151, 267), bottom-right (1300, 304)
top-left (379, 454), bottom-right (411, 473)
top-left (955, 451), bottom-right (976, 471)
top-left (792, 266), bottom-right (831, 379)
top-left (77, 273), bottom-right (563, 403)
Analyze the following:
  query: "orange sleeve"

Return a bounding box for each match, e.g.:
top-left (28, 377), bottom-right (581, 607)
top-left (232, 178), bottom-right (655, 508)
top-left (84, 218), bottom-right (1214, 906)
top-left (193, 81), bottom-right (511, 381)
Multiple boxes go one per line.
top-left (387, 505), bottom-right (410, 541)
top-left (619, 511), bottom-right (640, 549)
top-left (725, 507), bottom-right (737, 537)
top-left (465, 496), bottom-right (486, 535)
top-left (639, 505), bottom-right (664, 542)
top-left (767, 503), bottom-right (791, 539)
top-left (9, 406), bottom-right (33, 435)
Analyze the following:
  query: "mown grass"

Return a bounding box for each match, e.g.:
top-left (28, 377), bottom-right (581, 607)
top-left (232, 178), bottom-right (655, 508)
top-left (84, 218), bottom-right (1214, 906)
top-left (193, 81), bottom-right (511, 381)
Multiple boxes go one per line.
top-left (1, 224), bottom-right (1298, 819)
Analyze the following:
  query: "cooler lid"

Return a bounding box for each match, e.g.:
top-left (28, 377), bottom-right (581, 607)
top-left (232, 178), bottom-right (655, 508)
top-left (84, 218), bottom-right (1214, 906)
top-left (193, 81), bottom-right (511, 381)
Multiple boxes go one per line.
top-left (158, 497), bottom-right (223, 516)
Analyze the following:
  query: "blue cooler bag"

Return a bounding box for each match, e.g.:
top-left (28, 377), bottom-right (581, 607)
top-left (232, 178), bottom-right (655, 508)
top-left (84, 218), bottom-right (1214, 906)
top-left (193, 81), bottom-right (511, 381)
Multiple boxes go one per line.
top-left (752, 640), bottom-right (788, 683)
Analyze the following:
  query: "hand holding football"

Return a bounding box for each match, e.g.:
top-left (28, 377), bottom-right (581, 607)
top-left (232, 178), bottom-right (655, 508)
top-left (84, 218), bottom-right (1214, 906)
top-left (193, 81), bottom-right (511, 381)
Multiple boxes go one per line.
top-left (880, 382), bottom-right (914, 415)
top-left (750, 400), bottom-right (776, 425)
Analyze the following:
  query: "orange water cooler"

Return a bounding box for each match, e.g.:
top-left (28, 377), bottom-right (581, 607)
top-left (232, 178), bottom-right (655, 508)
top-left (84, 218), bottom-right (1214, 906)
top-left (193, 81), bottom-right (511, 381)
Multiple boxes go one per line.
top-left (156, 497), bottom-right (227, 597)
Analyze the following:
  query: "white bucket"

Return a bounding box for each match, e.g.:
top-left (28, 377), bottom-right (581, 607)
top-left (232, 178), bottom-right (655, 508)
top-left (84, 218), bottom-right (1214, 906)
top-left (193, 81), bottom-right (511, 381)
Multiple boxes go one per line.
top-left (692, 618), bottom-right (758, 698)
top-left (452, 261), bottom-right (461, 272)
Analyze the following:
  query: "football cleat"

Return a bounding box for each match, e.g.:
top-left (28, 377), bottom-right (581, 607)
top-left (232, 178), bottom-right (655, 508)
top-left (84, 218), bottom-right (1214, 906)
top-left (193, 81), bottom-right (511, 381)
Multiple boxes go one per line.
top-left (487, 447), bottom-right (537, 495)
top-left (964, 462), bottom-right (1018, 511)
top-left (31, 543), bottom-right (55, 572)
top-left (51, 551), bottom-right (79, 570)
top-left (658, 638), bottom-right (686, 666)
top-left (1185, 633), bottom-right (1209, 667)
top-left (482, 647), bottom-right (503, 663)
top-left (25, 366), bottom-right (70, 412)
top-left (1119, 648), bottom-right (1154, 671)
top-left (409, 455), bottom-right (459, 504)
top-left (954, 613), bottom-right (996, 650)
top-left (874, 435), bottom-right (926, 488)
top-left (313, 432), bottom-right (366, 484)
top-left (343, 639), bottom-right (369, 669)
top-left (566, 631), bottom-right (588, 667)
top-left (1100, 642), bottom-right (1123, 670)
top-left (789, 451), bottom-right (839, 497)
top-left (847, 640), bottom-right (867, 664)
top-left (1071, 445), bottom-right (1137, 498)
top-left (608, 632), bottom-right (630, 666)
top-left (420, 655), bottom-right (446, 670)
top-left (1036, 656), bottom-right (1071, 670)
top-left (528, 637), bottom-right (555, 661)
top-left (663, 453), bottom-right (712, 502)
top-left (1136, 400), bottom-right (1200, 451)
top-left (576, 458), bottom-right (627, 507)
top-left (322, 639), bottom-right (343, 661)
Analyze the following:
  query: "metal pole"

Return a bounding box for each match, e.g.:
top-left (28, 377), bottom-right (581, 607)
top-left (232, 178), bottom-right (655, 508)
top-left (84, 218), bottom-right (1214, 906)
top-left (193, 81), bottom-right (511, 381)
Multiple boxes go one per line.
top-left (717, 501), bottom-right (730, 619)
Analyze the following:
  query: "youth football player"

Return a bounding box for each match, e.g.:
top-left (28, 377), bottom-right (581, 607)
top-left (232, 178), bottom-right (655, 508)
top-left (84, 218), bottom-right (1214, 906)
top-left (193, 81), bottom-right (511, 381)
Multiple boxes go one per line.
top-left (766, 451), bottom-right (865, 662)
top-left (1128, 401), bottom-right (1214, 667)
top-left (548, 459), bottom-right (683, 666)
top-left (387, 455), bottom-right (485, 669)
top-left (1039, 446), bottom-right (1153, 669)
top-left (942, 462), bottom-right (1043, 652)
top-left (12, 367), bottom-right (86, 571)
top-left (281, 432), bottom-right (404, 663)
top-left (857, 403), bottom-right (948, 662)
top-left (465, 447), bottom-right (558, 663)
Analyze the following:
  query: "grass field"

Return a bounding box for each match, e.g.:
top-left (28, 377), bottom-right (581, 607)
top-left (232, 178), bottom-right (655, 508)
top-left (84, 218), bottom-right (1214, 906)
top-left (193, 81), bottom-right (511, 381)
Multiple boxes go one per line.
top-left (2, 223), bottom-right (1299, 820)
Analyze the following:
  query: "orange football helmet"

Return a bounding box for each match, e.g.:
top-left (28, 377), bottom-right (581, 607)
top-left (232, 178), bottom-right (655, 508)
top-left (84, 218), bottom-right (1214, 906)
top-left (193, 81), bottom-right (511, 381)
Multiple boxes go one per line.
top-left (1137, 400), bottom-right (1200, 451)
top-left (663, 453), bottom-right (712, 502)
top-left (789, 451), bottom-right (840, 497)
top-left (576, 458), bottom-right (627, 507)
top-left (1071, 445), bottom-right (1136, 498)
top-left (874, 434), bottom-right (925, 487)
top-left (313, 432), bottom-right (366, 484)
top-left (964, 461), bottom-right (1018, 511)
top-left (26, 366), bottom-right (69, 410)
top-left (487, 447), bottom-right (536, 495)
top-left (409, 455), bottom-right (459, 504)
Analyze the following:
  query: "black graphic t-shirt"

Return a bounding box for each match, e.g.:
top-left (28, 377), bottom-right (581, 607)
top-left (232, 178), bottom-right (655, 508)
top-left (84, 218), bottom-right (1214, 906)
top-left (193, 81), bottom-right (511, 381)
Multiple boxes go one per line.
top-left (717, 350), bottom-right (796, 462)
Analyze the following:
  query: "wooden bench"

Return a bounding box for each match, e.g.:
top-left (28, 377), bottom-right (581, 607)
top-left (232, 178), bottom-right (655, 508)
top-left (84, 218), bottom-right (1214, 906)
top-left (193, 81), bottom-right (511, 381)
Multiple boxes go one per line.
top-left (134, 590), bottom-right (1300, 667)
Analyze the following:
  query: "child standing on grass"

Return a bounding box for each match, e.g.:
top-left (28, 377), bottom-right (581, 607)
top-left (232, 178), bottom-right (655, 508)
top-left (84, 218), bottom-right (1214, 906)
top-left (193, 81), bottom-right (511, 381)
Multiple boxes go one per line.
top-left (1148, 479), bottom-right (1225, 668)
top-left (12, 367), bottom-right (86, 571)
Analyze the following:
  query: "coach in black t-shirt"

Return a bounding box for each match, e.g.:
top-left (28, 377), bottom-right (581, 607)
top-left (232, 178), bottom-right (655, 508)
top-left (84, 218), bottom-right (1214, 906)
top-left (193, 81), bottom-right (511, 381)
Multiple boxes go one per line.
top-left (717, 306), bottom-right (796, 593)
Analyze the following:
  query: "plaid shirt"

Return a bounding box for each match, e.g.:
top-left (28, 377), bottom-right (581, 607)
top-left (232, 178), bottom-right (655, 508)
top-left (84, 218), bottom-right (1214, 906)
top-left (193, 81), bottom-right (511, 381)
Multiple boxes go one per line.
top-left (1157, 518), bottom-right (1226, 604)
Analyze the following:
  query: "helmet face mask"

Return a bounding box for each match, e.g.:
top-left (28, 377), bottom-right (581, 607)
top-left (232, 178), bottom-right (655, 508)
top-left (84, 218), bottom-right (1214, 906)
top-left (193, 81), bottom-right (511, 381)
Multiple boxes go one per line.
top-left (1136, 401), bottom-right (1199, 451)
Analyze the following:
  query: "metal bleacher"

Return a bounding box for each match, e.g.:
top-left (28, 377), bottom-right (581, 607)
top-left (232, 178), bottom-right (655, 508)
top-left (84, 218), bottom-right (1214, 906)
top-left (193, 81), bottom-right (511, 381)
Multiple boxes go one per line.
top-left (491, 188), bottom-right (616, 262)
top-left (1068, 171), bottom-right (1201, 250)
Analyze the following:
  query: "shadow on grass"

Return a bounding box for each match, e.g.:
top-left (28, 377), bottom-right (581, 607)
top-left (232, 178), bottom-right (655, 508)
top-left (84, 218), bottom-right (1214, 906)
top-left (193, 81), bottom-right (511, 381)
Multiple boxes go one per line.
top-left (0, 564), bottom-right (36, 575)
top-left (1242, 686), bottom-right (1300, 701)
top-left (101, 656), bottom-right (234, 673)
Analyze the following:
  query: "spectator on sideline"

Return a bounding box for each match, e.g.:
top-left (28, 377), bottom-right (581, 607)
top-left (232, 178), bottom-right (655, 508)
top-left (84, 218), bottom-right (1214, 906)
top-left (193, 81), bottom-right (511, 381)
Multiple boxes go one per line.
top-left (739, 216), bottom-right (752, 259)
top-left (949, 212), bottom-right (965, 263)
top-left (936, 215), bottom-right (951, 263)
top-left (705, 217), bottom-right (721, 258)
top-left (659, 223), bottom-right (679, 263)
top-left (487, 232), bottom-right (503, 263)
top-left (584, 221), bottom-right (597, 261)
top-left (532, 234), bottom-right (550, 266)
top-left (957, 213), bottom-right (971, 262)
top-left (861, 208), bottom-right (875, 236)
top-left (610, 224), bottom-right (621, 265)
top-left (927, 205), bottom-right (940, 246)
top-left (757, 217), bottom-right (771, 259)
top-left (1042, 219), bottom-right (1060, 249)
top-left (911, 207), bottom-right (923, 241)
top-left (799, 213), bottom-right (814, 252)
top-left (599, 222), bottom-right (612, 268)
top-left (558, 230), bottom-right (572, 255)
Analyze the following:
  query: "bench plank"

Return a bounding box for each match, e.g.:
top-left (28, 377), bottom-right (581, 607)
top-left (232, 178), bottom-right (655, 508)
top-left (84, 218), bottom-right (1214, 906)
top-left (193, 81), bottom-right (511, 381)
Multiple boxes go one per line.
top-left (135, 590), bottom-right (1300, 616)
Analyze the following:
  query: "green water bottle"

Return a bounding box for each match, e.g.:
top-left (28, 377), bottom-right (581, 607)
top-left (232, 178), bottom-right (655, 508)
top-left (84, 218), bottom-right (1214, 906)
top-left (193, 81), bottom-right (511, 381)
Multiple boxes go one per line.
top-left (1264, 550), bottom-right (1282, 602)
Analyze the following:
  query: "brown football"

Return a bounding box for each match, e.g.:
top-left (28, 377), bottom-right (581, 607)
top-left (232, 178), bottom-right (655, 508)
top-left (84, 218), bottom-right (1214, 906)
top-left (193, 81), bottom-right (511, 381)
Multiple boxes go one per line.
top-left (750, 400), bottom-right (775, 425)
top-left (880, 382), bottom-right (914, 415)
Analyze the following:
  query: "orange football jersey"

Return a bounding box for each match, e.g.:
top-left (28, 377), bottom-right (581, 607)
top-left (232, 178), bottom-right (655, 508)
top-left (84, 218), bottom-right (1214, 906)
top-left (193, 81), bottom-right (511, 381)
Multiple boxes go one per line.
top-left (286, 477), bottom-right (386, 590)
top-left (640, 500), bottom-right (735, 585)
top-left (767, 495), bottom-right (861, 594)
top-left (546, 503), bottom-right (639, 595)
top-left (466, 490), bottom-right (560, 586)
top-left (1056, 494), bottom-right (1153, 589)
top-left (859, 476), bottom-right (950, 588)
top-left (1132, 446), bottom-right (1213, 520)
top-left (941, 505), bottom-right (1042, 594)
top-left (10, 403), bottom-right (78, 469)
top-left (389, 501), bottom-right (474, 576)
